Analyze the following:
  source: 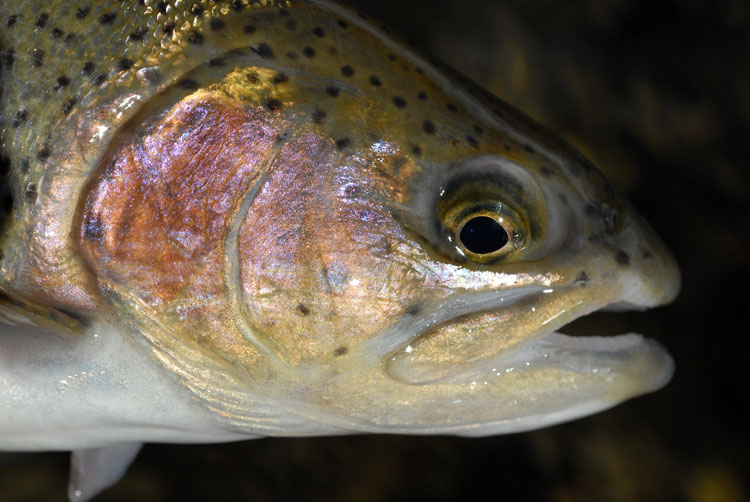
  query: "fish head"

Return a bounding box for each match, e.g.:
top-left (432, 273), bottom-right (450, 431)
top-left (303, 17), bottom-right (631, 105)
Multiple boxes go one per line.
top-left (75, 4), bottom-right (680, 436)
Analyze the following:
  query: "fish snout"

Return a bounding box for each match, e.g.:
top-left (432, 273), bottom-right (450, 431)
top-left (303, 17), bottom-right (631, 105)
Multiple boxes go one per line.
top-left (607, 210), bottom-right (681, 311)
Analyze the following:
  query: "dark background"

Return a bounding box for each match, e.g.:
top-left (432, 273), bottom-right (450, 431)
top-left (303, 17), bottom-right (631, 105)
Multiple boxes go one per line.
top-left (2, 0), bottom-right (748, 500)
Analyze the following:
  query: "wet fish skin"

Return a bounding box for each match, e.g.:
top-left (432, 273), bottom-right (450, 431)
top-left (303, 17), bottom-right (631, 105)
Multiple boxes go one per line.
top-left (0, 1), bottom-right (680, 500)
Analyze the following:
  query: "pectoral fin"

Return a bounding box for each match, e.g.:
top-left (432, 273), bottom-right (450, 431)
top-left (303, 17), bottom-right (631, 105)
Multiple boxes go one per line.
top-left (68, 443), bottom-right (143, 502)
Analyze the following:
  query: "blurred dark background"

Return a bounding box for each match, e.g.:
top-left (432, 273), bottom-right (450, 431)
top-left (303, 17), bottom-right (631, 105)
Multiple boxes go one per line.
top-left (2, 0), bottom-right (748, 500)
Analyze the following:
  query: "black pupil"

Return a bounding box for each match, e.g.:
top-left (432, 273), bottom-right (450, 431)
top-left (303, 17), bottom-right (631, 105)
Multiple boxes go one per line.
top-left (459, 216), bottom-right (509, 255)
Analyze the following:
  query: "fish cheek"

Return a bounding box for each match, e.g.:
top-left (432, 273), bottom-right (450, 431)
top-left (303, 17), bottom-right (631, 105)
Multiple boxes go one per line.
top-left (80, 92), bottom-right (282, 360)
top-left (238, 139), bottom-right (425, 365)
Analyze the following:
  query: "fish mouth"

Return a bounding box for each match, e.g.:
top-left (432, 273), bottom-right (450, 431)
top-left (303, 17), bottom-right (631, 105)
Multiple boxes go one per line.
top-left (423, 321), bottom-right (675, 437)
top-left (350, 283), bottom-right (676, 436)
top-left (440, 299), bottom-right (675, 392)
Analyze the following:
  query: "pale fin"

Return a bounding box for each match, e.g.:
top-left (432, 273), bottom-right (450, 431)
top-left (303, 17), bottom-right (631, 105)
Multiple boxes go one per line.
top-left (68, 443), bottom-right (142, 502)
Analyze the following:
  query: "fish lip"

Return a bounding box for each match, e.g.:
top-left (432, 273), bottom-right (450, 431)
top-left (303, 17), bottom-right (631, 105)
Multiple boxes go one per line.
top-left (434, 297), bottom-right (675, 398)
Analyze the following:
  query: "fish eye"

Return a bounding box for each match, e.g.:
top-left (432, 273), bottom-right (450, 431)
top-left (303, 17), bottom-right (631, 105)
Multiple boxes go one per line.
top-left (458, 215), bottom-right (509, 255)
top-left (441, 198), bottom-right (526, 264)
top-left (406, 156), bottom-right (559, 265)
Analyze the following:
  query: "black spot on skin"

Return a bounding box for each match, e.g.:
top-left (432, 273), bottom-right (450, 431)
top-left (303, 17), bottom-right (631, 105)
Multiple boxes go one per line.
top-left (117, 58), bottom-right (133, 72)
top-left (6, 15), bottom-right (17, 27)
top-left (35, 13), bottom-right (49, 28)
top-left (209, 58), bottom-right (225, 67)
top-left (273, 72), bottom-right (288, 84)
top-left (387, 54), bottom-right (396, 61)
top-left (473, 125), bottom-right (484, 136)
top-left (32, 49), bottom-right (44, 67)
top-left (541, 166), bottom-right (554, 177)
top-left (416, 67), bottom-right (425, 75)
top-left (231, 0), bottom-right (244, 11)
top-left (341, 65), bottom-right (355, 77)
top-left (422, 120), bottom-right (436, 135)
top-left (411, 145), bottom-right (422, 156)
top-left (18, 157), bottom-right (29, 174)
top-left (243, 24), bottom-right (256, 34)
top-left (0, 155), bottom-right (12, 220)
top-left (642, 250), bottom-right (654, 261)
top-left (336, 138), bottom-right (351, 150)
top-left (187, 31), bottom-right (203, 44)
top-left (190, 3), bottom-right (204, 15)
top-left (62, 97), bottom-right (77, 115)
top-left (2, 48), bottom-right (15, 68)
top-left (296, 303), bottom-right (310, 316)
top-left (265, 98), bottom-right (282, 111)
top-left (604, 183), bottom-right (616, 197)
top-left (155, 1), bottom-right (168, 14)
top-left (210, 18), bottom-right (225, 30)
top-left (251, 42), bottom-right (274, 59)
top-left (446, 103), bottom-right (458, 113)
top-left (127, 26), bottom-right (148, 43)
top-left (369, 76), bottom-right (382, 87)
top-left (64, 33), bottom-right (76, 44)
top-left (524, 144), bottom-right (535, 154)
top-left (162, 21), bottom-right (176, 34)
top-left (312, 109), bottom-right (326, 124)
top-left (615, 250), bottom-right (630, 266)
top-left (92, 73), bottom-right (107, 86)
top-left (37, 148), bottom-right (50, 161)
top-left (55, 76), bottom-right (70, 89)
top-left (312, 27), bottom-right (325, 37)
top-left (75, 7), bottom-right (91, 19)
top-left (334, 346), bottom-right (348, 356)
top-left (279, 8), bottom-right (290, 16)
top-left (177, 78), bottom-right (199, 91)
top-left (574, 271), bottom-right (589, 286)
top-left (98, 13), bottom-right (116, 25)
top-left (11, 110), bottom-right (28, 127)
top-left (587, 233), bottom-right (603, 244)
top-left (418, 91), bottom-right (427, 100)
top-left (284, 19), bottom-right (297, 30)
top-left (275, 132), bottom-right (289, 144)
top-left (337, 19), bottom-right (348, 28)
top-left (406, 304), bottom-right (421, 316)
top-left (51, 28), bottom-right (64, 38)
top-left (0, 156), bottom-right (9, 179)
top-left (392, 157), bottom-right (408, 172)
top-left (25, 183), bottom-right (37, 203)
top-left (466, 135), bottom-right (479, 148)
top-left (302, 46), bottom-right (315, 58)
top-left (326, 86), bottom-right (340, 97)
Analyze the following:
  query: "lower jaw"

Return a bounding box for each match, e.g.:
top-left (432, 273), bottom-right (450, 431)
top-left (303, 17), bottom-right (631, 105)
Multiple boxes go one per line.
top-left (445, 327), bottom-right (675, 397)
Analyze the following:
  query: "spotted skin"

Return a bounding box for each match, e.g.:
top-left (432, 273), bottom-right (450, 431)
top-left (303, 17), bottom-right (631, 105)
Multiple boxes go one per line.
top-left (0, 0), bottom-right (679, 467)
top-left (0, 0), bottom-right (603, 312)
